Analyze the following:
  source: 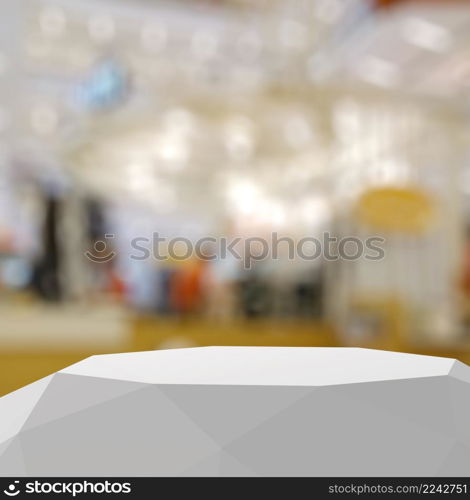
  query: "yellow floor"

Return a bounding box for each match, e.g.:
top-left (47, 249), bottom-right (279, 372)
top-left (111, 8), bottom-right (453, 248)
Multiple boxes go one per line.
top-left (1, 316), bottom-right (469, 397)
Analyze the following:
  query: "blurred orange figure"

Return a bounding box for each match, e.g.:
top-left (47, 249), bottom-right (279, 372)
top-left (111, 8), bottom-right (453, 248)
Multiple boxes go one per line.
top-left (170, 258), bottom-right (207, 315)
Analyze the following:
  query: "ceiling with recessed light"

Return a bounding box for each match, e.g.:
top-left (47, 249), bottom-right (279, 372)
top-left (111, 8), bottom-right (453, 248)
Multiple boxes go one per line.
top-left (0, 0), bottom-right (469, 228)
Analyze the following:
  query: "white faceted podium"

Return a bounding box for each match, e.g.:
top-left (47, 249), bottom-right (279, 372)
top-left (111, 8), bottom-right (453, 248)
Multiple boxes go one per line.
top-left (0, 346), bottom-right (469, 476)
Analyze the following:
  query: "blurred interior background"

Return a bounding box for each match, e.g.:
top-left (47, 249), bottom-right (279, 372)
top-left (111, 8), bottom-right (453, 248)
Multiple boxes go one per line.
top-left (1, 0), bottom-right (470, 396)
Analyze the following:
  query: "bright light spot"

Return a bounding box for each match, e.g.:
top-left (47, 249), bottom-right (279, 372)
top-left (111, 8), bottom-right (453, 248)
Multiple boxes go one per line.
top-left (155, 132), bottom-right (190, 166)
top-left (402, 17), bottom-right (452, 53)
top-left (299, 196), bottom-right (330, 227)
top-left (88, 15), bottom-right (115, 43)
top-left (237, 197), bottom-right (288, 229)
top-left (227, 179), bottom-right (260, 216)
top-left (39, 7), bottom-right (66, 38)
top-left (224, 115), bottom-right (255, 162)
top-left (372, 159), bottom-right (410, 184)
top-left (125, 162), bottom-right (177, 211)
top-left (125, 161), bottom-right (154, 191)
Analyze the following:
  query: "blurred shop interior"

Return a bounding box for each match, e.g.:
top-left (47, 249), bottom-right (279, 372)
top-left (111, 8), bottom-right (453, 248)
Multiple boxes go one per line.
top-left (1, 0), bottom-right (470, 395)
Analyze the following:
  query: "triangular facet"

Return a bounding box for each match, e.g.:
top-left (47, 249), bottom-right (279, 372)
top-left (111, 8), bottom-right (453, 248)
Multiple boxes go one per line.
top-left (0, 375), bottom-right (53, 443)
top-left (449, 361), bottom-right (470, 385)
top-left (0, 437), bottom-right (26, 476)
top-left (447, 378), bottom-right (470, 447)
top-left (19, 385), bottom-right (220, 476)
top-left (159, 384), bottom-right (315, 446)
top-left (225, 384), bottom-right (455, 476)
top-left (22, 373), bottom-right (147, 432)
top-left (435, 442), bottom-right (470, 476)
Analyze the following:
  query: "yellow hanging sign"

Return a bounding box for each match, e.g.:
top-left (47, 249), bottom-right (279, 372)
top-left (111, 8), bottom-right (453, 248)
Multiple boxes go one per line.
top-left (355, 186), bottom-right (436, 233)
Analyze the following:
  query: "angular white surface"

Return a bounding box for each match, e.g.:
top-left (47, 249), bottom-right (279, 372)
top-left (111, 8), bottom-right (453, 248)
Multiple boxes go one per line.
top-left (0, 347), bottom-right (469, 477)
top-left (61, 346), bottom-right (456, 386)
top-left (0, 375), bottom-right (52, 444)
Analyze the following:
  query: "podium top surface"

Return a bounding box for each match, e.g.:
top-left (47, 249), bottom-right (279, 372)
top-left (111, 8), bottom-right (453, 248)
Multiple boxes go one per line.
top-left (60, 346), bottom-right (468, 387)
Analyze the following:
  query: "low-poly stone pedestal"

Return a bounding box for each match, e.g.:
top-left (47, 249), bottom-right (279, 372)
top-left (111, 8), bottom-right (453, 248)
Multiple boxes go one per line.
top-left (1, 347), bottom-right (469, 476)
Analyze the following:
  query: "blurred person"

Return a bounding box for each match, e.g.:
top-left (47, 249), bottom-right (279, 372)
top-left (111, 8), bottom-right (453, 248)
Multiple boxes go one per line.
top-left (205, 249), bottom-right (241, 321)
top-left (238, 260), bottom-right (272, 318)
top-left (170, 257), bottom-right (208, 317)
top-left (31, 195), bottom-right (63, 302)
top-left (459, 226), bottom-right (470, 331)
